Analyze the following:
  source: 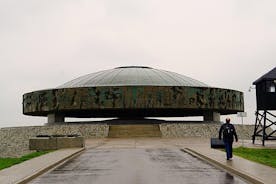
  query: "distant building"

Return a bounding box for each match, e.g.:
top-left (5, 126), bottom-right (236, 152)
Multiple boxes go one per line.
top-left (23, 66), bottom-right (244, 123)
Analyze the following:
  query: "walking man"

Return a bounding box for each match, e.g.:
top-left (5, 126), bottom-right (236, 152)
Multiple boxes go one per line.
top-left (219, 118), bottom-right (238, 160)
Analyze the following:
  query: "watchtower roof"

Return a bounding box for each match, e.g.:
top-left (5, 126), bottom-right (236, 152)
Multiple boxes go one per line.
top-left (253, 67), bottom-right (276, 85)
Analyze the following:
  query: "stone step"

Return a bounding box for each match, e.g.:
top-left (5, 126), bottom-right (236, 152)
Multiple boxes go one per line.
top-left (108, 132), bottom-right (162, 138)
top-left (108, 124), bottom-right (161, 138)
top-left (109, 127), bottom-right (160, 131)
top-left (108, 134), bottom-right (161, 138)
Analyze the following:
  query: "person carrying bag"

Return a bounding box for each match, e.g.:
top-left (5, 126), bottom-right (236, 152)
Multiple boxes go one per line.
top-left (219, 118), bottom-right (238, 160)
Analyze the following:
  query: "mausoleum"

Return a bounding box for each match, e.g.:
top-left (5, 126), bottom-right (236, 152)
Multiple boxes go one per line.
top-left (23, 66), bottom-right (244, 123)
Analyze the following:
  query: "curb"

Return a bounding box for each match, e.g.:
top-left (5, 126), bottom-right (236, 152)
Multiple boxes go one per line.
top-left (183, 148), bottom-right (264, 184)
top-left (17, 148), bottom-right (85, 184)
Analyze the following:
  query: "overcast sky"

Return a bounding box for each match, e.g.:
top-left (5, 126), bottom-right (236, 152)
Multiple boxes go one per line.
top-left (0, 0), bottom-right (275, 127)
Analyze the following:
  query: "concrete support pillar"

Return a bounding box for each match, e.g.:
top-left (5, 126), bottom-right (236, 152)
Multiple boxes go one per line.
top-left (47, 113), bottom-right (65, 124)
top-left (203, 111), bottom-right (220, 122)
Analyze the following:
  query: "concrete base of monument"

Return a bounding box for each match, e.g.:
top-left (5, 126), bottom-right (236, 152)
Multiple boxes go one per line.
top-left (0, 121), bottom-right (257, 158)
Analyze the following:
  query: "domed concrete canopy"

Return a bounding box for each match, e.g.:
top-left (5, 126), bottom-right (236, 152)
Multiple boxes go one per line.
top-left (23, 66), bottom-right (244, 124)
top-left (58, 66), bottom-right (208, 88)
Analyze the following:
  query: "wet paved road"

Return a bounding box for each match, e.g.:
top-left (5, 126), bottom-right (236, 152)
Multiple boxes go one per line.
top-left (30, 147), bottom-right (248, 184)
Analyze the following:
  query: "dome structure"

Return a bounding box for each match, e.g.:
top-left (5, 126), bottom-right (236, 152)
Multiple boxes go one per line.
top-left (58, 66), bottom-right (208, 88)
top-left (23, 66), bottom-right (244, 123)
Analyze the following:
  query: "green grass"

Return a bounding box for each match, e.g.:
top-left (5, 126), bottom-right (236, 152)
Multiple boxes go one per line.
top-left (233, 147), bottom-right (276, 168)
top-left (0, 151), bottom-right (50, 170)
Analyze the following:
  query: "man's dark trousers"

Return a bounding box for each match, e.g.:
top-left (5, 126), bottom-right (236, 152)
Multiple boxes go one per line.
top-left (224, 141), bottom-right (233, 159)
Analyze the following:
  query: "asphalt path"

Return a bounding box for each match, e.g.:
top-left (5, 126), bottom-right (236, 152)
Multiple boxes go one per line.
top-left (30, 147), bottom-right (248, 184)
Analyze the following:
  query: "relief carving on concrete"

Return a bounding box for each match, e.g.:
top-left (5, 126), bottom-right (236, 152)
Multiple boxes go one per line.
top-left (23, 86), bottom-right (244, 115)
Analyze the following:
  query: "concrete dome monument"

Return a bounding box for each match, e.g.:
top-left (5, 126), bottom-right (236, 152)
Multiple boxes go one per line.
top-left (23, 66), bottom-right (244, 123)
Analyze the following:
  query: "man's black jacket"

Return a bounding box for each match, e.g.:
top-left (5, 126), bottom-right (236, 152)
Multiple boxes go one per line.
top-left (219, 123), bottom-right (238, 142)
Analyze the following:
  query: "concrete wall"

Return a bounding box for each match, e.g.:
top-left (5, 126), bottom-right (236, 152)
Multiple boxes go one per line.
top-left (29, 137), bottom-right (85, 151)
top-left (0, 124), bottom-right (108, 158)
top-left (0, 123), bottom-right (255, 158)
top-left (160, 123), bottom-right (255, 139)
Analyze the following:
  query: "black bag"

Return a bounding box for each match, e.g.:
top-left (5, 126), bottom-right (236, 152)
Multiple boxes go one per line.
top-left (210, 138), bottom-right (225, 148)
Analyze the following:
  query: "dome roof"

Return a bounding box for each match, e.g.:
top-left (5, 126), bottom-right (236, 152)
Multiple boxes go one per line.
top-left (57, 66), bottom-right (208, 88)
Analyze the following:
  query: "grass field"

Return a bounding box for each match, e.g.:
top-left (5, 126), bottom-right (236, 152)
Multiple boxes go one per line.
top-left (0, 151), bottom-right (50, 170)
top-left (233, 147), bottom-right (276, 168)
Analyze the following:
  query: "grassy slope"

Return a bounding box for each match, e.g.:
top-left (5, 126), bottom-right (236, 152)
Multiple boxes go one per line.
top-left (0, 151), bottom-right (49, 170)
top-left (233, 147), bottom-right (276, 168)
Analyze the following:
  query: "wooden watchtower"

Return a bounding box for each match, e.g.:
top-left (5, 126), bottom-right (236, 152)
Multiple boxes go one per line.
top-left (252, 67), bottom-right (276, 146)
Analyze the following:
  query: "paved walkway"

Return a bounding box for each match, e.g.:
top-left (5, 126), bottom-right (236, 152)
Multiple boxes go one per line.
top-left (1, 138), bottom-right (276, 184)
top-left (0, 148), bottom-right (84, 184)
top-left (84, 138), bottom-right (276, 184)
top-left (30, 147), bottom-right (246, 184)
